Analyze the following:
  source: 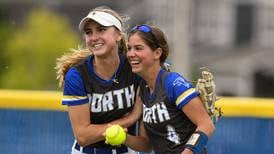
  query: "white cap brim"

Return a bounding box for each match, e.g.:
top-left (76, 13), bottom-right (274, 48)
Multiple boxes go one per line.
top-left (79, 11), bottom-right (122, 31)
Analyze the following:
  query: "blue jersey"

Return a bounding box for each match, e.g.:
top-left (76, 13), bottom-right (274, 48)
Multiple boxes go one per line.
top-left (62, 53), bottom-right (141, 150)
top-left (140, 69), bottom-right (199, 154)
top-left (62, 54), bottom-right (140, 120)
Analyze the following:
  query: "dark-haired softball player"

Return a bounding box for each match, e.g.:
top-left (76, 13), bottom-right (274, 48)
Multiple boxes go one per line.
top-left (124, 24), bottom-right (215, 154)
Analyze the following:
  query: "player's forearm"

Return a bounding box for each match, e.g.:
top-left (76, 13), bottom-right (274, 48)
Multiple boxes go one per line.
top-left (110, 98), bottom-right (143, 128)
top-left (75, 115), bottom-right (141, 147)
top-left (195, 118), bottom-right (215, 137)
top-left (124, 134), bottom-right (152, 152)
top-left (109, 114), bottom-right (138, 128)
top-left (74, 124), bottom-right (109, 146)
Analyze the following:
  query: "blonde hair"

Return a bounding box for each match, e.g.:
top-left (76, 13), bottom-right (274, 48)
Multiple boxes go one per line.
top-left (55, 6), bottom-right (129, 88)
top-left (55, 48), bottom-right (91, 88)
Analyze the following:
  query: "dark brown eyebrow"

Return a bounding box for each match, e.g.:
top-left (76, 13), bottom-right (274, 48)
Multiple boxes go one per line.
top-left (132, 44), bottom-right (145, 49)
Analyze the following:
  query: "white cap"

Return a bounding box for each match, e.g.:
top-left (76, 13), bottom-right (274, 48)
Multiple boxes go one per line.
top-left (79, 11), bottom-right (122, 31)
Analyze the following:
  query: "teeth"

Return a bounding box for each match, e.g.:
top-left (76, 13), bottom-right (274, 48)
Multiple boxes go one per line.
top-left (130, 60), bottom-right (140, 65)
top-left (93, 43), bottom-right (103, 49)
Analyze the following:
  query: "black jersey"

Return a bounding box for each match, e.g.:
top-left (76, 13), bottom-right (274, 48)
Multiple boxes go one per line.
top-left (74, 54), bottom-right (140, 148)
top-left (140, 69), bottom-right (199, 154)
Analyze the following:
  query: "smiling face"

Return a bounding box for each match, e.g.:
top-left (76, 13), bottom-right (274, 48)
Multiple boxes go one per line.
top-left (84, 20), bottom-right (122, 57)
top-left (127, 33), bottom-right (162, 77)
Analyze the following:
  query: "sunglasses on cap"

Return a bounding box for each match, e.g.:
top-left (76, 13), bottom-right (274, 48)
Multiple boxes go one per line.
top-left (130, 25), bottom-right (160, 48)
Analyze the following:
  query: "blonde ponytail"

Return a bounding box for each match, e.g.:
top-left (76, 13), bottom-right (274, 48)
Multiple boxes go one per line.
top-left (55, 49), bottom-right (91, 88)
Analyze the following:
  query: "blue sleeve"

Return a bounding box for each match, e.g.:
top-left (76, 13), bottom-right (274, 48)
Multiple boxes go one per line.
top-left (62, 67), bottom-right (89, 106)
top-left (164, 72), bottom-right (199, 110)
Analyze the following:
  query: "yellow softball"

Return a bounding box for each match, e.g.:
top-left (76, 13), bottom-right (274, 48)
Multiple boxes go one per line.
top-left (105, 125), bottom-right (126, 146)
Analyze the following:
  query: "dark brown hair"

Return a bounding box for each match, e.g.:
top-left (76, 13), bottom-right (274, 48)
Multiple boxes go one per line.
top-left (128, 25), bottom-right (169, 64)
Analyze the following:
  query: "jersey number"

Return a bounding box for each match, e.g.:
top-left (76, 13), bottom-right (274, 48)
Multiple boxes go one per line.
top-left (166, 125), bottom-right (180, 144)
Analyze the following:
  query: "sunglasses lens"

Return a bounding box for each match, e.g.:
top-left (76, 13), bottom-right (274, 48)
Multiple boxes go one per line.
top-left (138, 25), bottom-right (151, 33)
top-left (130, 25), bottom-right (159, 47)
top-left (130, 25), bottom-right (151, 33)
